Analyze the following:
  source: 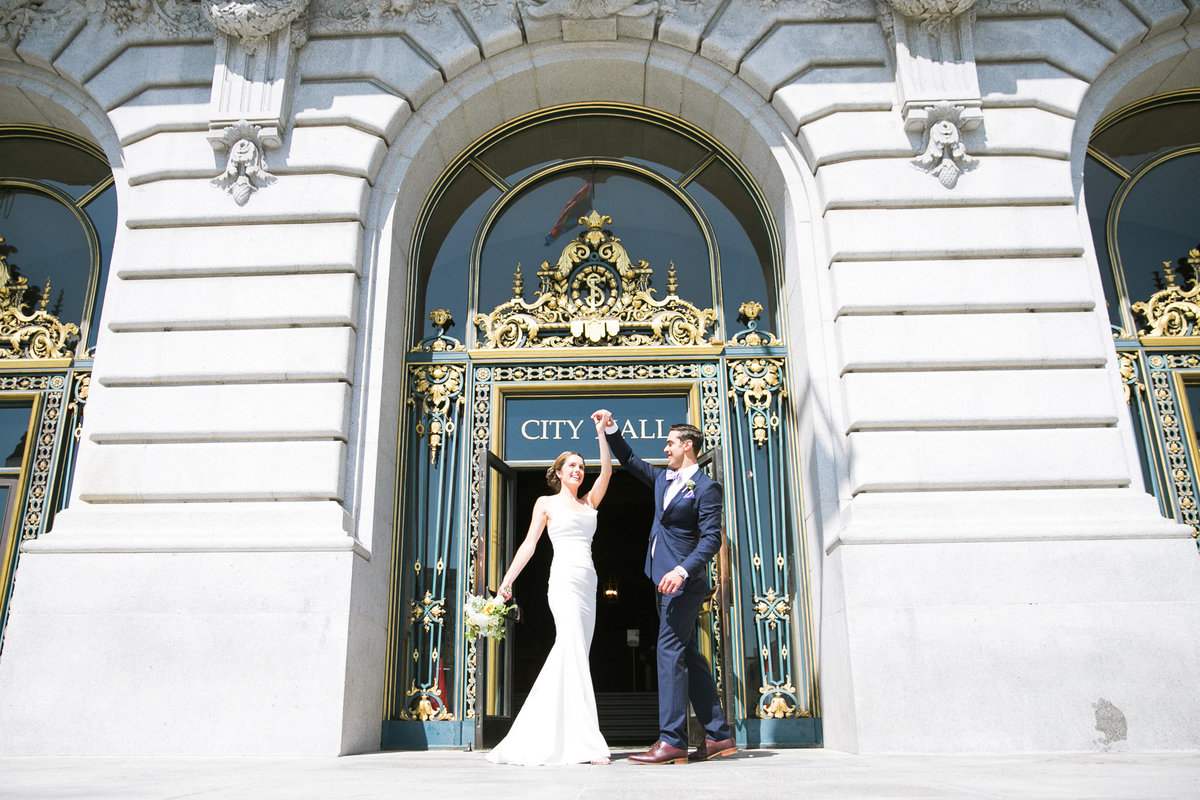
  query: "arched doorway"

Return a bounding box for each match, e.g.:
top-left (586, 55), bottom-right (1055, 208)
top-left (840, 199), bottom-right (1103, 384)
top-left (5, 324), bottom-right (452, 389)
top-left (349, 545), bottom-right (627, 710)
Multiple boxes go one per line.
top-left (382, 105), bottom-right (817, 749)
top-left (0, 124), bottom-right (115, 644)
top-left (1085, 91), bottom-right (1200, 550)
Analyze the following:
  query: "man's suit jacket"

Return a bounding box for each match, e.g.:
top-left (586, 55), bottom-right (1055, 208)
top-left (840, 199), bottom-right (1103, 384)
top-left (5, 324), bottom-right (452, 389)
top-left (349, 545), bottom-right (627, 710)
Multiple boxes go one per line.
top-left (606, 430), bottom-right (724, 587)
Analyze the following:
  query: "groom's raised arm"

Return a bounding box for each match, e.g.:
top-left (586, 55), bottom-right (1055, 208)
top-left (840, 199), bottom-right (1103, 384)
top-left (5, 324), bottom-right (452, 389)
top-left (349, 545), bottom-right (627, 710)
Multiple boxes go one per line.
top-left (594, 411), bottom-right (657, 488)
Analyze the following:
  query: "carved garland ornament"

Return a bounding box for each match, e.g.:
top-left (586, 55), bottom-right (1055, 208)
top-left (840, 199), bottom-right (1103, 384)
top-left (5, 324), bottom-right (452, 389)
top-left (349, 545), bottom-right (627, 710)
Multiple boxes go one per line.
top-left (474, 210), bottom-right (717, 349)
top-left (206, 0), bottom-right (307, 45)
top-left (1, 0), bottom-right (1110, 45)
top-left (881, 0), bottom-right (974, 31)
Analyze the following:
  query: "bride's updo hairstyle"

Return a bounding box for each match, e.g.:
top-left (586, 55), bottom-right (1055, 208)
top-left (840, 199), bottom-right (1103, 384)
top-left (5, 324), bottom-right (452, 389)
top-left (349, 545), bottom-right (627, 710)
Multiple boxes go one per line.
top-left (546, 451), bottom-right (584, 492)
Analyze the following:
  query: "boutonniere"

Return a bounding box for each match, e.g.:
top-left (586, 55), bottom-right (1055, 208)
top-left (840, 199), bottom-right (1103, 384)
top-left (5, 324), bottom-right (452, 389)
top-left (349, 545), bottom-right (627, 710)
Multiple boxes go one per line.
top-left (682, 479), bottom-right (696, 499)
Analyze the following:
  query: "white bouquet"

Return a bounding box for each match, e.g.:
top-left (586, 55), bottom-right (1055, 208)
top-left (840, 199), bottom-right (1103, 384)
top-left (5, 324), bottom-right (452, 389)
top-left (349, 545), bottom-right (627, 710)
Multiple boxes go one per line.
top-left (464, 593), bottom-right (516, 640)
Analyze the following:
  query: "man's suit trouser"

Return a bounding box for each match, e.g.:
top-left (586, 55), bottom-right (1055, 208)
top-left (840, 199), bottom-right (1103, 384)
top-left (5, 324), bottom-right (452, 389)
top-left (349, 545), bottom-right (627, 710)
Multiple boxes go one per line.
top-left (656, 586), bottom-right (732, 749)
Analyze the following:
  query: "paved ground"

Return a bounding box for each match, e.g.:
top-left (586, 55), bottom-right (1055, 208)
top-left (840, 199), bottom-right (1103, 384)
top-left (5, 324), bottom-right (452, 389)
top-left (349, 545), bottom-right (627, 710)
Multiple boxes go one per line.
top-left (1, 748), bottom-right (1198, 800)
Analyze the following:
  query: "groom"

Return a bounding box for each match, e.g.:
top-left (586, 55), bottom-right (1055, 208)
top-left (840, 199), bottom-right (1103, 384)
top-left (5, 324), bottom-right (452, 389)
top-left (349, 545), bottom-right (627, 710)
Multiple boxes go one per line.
top-left (593, 410), bottom-right (736, 764)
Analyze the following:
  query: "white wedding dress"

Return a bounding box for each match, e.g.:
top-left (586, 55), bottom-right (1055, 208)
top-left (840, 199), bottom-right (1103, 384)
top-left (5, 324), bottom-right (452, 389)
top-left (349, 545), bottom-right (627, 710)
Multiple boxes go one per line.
top-left (487, 505), bottom-right (610, 765)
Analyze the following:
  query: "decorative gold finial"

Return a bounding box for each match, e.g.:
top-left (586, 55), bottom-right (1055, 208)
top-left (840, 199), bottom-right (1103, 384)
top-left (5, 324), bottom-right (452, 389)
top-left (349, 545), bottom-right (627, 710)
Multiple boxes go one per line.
top-left (738, 301), bottom-right (763, 322)
top-left (666, 261), bottom-right (678, 296)
top-left (0, 235), bottom-right (10, 285)
top-left (582, 209), bottom-right (610, 230)
top-left (512, 263), bottom-right (524, 297)
top-left (581, 210), bottom-right (611, 248)
top-left (1164, 261), bottom-right (1178, 286)
top-left (729, 300), bottom-right (781, 347)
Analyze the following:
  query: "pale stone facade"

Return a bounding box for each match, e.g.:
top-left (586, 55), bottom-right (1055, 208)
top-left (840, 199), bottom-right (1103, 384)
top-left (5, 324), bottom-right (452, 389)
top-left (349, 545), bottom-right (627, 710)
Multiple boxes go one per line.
top-left (0, 0), bottom-right (1198, 756)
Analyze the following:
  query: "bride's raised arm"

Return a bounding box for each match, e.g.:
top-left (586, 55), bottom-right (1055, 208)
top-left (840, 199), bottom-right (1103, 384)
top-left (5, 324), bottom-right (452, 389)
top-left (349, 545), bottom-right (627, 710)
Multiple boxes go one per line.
top-left (497, 496), bottom-right (550, 600)
top-left (585, 411), bottom-right (613, 509)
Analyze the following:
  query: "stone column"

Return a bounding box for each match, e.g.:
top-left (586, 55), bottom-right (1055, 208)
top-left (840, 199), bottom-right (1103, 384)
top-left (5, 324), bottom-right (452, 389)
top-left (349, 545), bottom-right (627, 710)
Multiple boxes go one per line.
top-left (0, 0), bottom-right (393, 757)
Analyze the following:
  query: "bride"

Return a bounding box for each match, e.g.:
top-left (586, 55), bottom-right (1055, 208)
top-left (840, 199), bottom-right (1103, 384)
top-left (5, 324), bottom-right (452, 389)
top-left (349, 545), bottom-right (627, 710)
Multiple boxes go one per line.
top-left (487, 412), bottom-right (612, 766)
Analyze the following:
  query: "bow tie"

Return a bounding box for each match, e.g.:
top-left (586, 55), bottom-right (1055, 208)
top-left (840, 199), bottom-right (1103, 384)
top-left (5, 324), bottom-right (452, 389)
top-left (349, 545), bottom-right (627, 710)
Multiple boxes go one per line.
top-left (665, 469), bottom-right (681, 482)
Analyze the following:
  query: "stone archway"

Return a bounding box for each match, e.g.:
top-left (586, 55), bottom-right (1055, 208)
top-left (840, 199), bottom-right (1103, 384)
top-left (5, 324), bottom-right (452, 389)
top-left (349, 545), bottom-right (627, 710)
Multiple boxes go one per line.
top-left (356, 42), bottom-right (835, 748)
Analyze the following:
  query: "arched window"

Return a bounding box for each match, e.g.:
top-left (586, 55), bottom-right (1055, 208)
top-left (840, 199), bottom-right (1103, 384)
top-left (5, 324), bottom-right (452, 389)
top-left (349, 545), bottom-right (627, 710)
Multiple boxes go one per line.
top-left (410, 105), bottom-right (778, 347)
top-left (0, 126), bottom-right (114, 644)
top-left (0, 126), bottom-right (116, 354)
top-left (1086, 92), bottom-right (1200, 544)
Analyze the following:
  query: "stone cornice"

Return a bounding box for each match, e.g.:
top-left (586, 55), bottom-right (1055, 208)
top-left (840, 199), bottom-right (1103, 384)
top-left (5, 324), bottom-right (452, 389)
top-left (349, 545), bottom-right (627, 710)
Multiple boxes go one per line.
top-left (1, 0), bottom-right (1104, 47)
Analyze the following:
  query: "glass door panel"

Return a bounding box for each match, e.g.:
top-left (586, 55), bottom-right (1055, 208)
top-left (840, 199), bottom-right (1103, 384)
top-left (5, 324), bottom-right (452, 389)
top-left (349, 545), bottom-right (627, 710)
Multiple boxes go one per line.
top-left (0, 400), bottom-right (37, 645)
top-left (474, 451), bottom-right (518, 748)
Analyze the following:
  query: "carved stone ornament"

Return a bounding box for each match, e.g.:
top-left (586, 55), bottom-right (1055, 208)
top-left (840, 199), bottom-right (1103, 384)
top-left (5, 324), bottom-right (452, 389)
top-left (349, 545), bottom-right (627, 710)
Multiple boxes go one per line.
top-left (95, 0), bottom-right (212, 35)
top-left (309, 0), bottom-right (456, 31)
top-left (912, 102), bottom-right (978, 189)
top-left (0, 235), bottom-right (79, 360)
top-left (522, 0), bottom-right (658, 20)
top-left (881, 0), bottom-right (975, 30)
top-left (473, 210), bottom-right (718, 349)
top-left (210, 120), bottom-right (276, 205)
top-left (206, 0), bottom-right (308, 45)
top-left (205, 1), bottom-right (307, 151)
top-left (0, 1), bottom-right (77, 43)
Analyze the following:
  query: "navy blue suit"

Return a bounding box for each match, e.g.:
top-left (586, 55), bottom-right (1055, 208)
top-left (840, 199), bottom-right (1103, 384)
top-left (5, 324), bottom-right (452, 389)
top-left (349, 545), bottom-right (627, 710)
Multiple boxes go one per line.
top-left (607, 430), bottom-right (732, 750)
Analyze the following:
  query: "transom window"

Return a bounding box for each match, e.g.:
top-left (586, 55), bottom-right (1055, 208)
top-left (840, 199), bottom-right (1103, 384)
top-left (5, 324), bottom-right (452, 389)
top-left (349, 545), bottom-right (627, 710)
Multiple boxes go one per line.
top-left (0, 126), bottom-right (116, 355)
top-left (1085, 92), bottom-right (1200, 337)
top-left (410, 105), bottom-right (778, 348)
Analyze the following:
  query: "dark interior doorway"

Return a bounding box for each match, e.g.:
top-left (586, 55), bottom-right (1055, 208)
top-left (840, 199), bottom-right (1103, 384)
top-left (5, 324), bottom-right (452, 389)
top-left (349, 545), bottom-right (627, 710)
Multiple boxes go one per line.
top-left (509, 469), bottom-right (660, 744)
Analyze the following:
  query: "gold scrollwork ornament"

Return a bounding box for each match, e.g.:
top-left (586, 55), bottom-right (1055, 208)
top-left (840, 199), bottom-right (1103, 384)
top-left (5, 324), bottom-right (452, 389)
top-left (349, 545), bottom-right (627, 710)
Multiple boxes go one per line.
top-left (401, 684), bottom-right (452, 721)
top-left (728, 300), bottom-right (782, 347)
top-left (474, 211), bottom-right (717, 349)
top-left (409, 364), bottom-right (465, 463)
top-left (1117, 353), bottom-right (1143, 404)
top-left (729, 358), bottom-right (785, 447)
top-left (1132, 257), bottom-right (1200, 338)
top-left (0, 236), bottom-right (78, 359)
top-left (410, 591), bottom-right (447, 634)
top-left (753, 587), bottom-right (791, 630)
top-left (759, 684), bottom-right (799, 718)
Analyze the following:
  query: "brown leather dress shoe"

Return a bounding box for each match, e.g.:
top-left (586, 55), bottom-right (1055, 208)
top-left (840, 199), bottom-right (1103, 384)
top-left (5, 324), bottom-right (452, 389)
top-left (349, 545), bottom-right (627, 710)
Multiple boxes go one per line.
top-left (688, 736), bottom-right (737, 762)
top-left (628, 740), bottom-right (688, 765)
